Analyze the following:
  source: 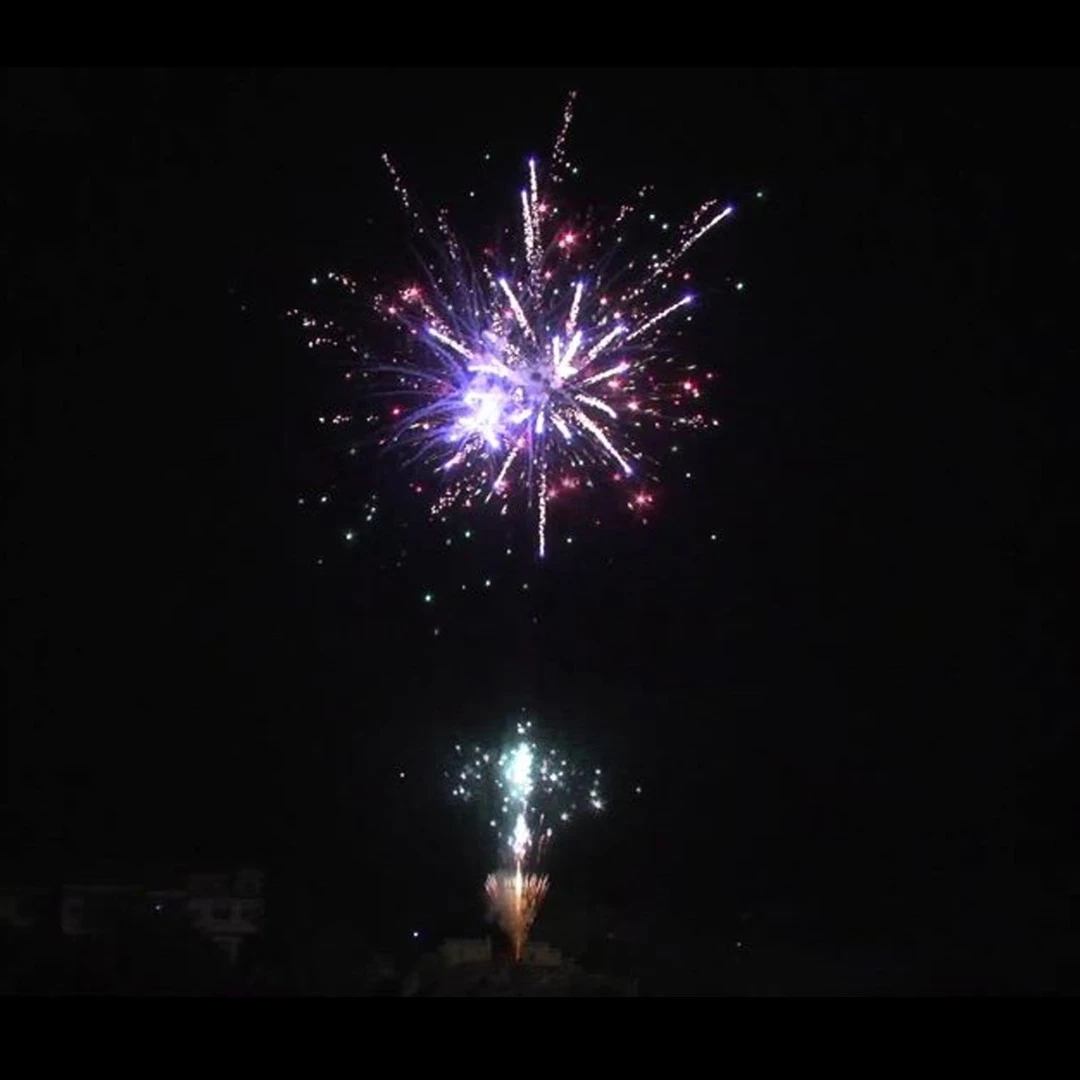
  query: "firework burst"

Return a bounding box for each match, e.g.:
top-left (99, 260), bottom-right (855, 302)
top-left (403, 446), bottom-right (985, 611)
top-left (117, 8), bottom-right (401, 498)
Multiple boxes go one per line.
top-left (297, 93), bottom-right (733, 556)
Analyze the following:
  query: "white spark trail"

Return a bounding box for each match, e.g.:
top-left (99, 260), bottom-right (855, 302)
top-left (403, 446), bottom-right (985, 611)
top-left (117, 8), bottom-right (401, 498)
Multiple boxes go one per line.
top-left (567, 281), bottom-right (584, 335)
top-left (581, 361), bottom-right (630, 387)
top-left (574, 392), bottom-right (618, 419)
top-left (487, 440), bottom-right (522, 500)
top-left (573, 409), bottom-right (633, 474)
top-left (498, 278), bottom-right (534, 339)
top-left (624, 295), bottom-right (694, 344)
top-left (580, 323), bottom-right (626, 367)
top-left (556, 330), bottom-right (583, 378)
top-left (427, 325), bottom-right (477, 362)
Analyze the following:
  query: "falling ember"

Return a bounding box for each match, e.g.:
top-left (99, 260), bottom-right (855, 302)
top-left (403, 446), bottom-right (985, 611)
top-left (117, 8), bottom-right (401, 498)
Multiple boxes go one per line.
top-left (295, 92), bottom-right (735, 556)
top-left (486, 869), bottom-right (550, 962)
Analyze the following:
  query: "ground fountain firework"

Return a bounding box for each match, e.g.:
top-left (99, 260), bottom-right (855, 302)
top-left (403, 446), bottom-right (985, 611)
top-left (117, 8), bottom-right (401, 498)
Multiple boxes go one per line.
top-left (451, 719), bottom-right (603, 961)
top-left (485, 869), bottom-right (549, 963)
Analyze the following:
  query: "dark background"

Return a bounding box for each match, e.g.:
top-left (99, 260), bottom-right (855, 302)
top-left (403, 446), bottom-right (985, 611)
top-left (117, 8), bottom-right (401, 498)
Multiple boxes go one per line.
top-left (5, 68), bottom-right (1074, 988)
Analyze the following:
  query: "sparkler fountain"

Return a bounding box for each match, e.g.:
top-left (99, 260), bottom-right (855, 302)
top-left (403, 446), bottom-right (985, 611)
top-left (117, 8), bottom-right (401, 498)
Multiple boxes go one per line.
top-left (450, 720), bottom-right (603, 962)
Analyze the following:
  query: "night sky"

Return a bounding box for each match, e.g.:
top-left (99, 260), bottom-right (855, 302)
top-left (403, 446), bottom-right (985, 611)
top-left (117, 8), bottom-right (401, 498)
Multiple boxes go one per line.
top-left (6, 69), bottom-right (1074, 957)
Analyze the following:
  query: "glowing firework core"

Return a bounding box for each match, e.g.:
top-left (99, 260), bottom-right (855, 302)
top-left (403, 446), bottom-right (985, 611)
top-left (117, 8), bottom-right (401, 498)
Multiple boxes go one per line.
top-left (511, 813), bottom-right (530, 862)
top-left (506, 742), bottom-right (534, 798)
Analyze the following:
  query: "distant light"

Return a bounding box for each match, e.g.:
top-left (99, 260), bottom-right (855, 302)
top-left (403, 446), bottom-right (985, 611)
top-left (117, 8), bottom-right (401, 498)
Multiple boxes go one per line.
top-left (484, 579), bottom-right (492, 588)
top-left (735, 282), bottom-right (745, 291)
top-left (344, 531), bottom-right (354, 541)
top-left (399, 771), bottom-right (406, 779)
top-left (412, 930), bottom-right (420, 939)
top-left (423, 593), bottom-right (433, 603)
top-left (635, 786), bottom-right (643, 794)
